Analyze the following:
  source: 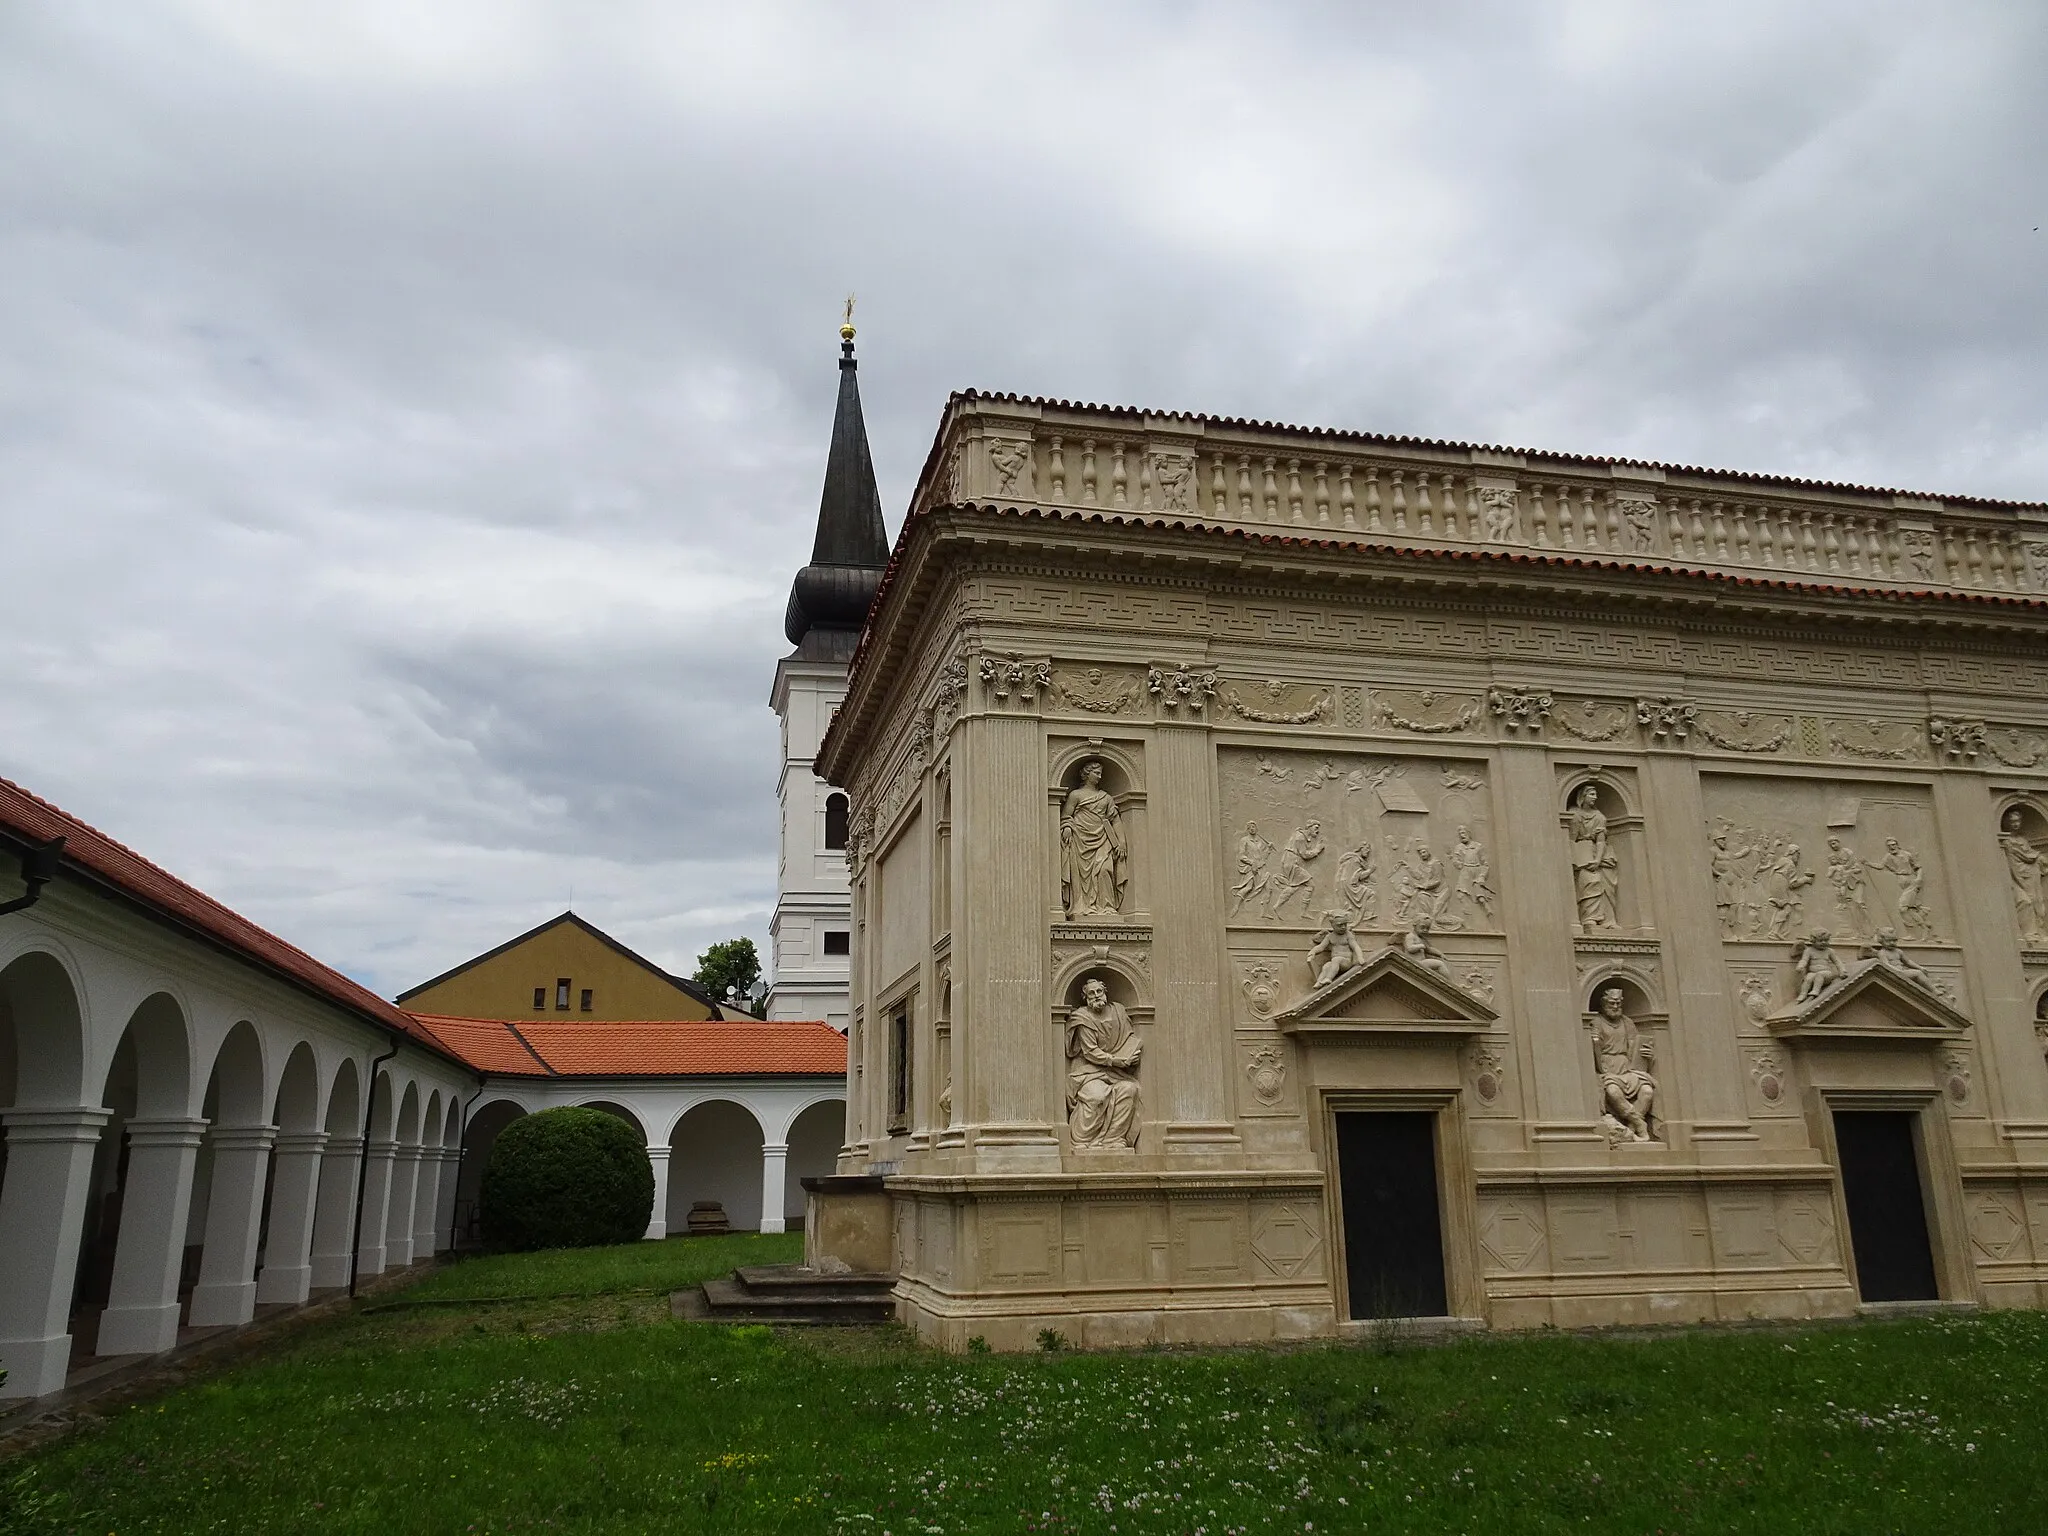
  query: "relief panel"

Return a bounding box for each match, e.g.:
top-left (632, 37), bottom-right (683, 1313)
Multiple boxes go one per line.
top-left (1219, 747), bottom-right (1500, 939)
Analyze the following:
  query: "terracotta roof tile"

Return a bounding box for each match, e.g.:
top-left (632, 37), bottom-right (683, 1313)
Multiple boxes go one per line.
top-left (404, 1015), bottom-right (848, 1078)
top-left (0, 776), bottom-right (463, 1067)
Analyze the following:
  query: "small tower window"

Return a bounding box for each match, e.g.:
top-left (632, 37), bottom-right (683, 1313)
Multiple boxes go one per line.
top-left (823, 930), bottom-right (850, 957)
top-left (889, 1004), bottom-right (911, 1131)
top-left (824, 792), bottom-right (850, 851)
top-left (533, 986), bottom-right (546, 1011)
top-left (579, 988), bottom-right (594, 1012)
top-left (555, 978), bottom-right (571, 1011)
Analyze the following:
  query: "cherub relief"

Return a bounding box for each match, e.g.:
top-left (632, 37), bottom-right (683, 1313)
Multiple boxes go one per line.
top-left (1794, 930), bottom-right (1848, 1004)
top-left (1308, 910), bottom-right (1367, 987)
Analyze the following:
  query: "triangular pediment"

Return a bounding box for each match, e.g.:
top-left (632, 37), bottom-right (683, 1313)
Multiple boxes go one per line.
top-left (1767, 958), bottom-right (1970, 1043)
top-left (1276, 947), bottom-right (1498, 1036)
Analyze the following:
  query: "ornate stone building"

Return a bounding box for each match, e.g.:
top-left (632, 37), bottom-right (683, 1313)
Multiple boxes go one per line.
top-left (812, 390), bottom-right (2048, 1348)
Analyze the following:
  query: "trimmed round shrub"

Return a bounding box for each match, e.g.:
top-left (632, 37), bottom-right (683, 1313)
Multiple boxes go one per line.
top-left (478, 1106), bottom-right (654, 1251)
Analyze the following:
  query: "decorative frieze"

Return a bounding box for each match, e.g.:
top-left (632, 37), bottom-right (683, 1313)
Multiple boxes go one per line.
top-left (1551, 697), bottom-right (1632, 743)
top-left (1050, 665), bottom-right (1146, 716)
top-left (1928, 716), bottom-right (1987, 764)
top-left (979, 653), bottom-right (1051, 705)
top-left (1374, 689), bottom-right (1483, 735)
top-left (1825, 716), bottom-right (1927, 762)
top-left (1635, 695), bottom-right (1698, 745)
top-left (1696, 709), bottom-right (1794, 755)
top-left (1222, 679), bottom-right (1333, 725)
top-left (1147, 663), bottom-right (1217, 714)
top-left (1487, 686), bottom-right (1553, 735)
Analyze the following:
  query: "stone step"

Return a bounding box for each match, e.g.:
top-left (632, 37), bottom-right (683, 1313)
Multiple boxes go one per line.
top-left (732, 1265), bottom-right (894, 1297)
top-left (695, 1275), bottom-right (896, 1325)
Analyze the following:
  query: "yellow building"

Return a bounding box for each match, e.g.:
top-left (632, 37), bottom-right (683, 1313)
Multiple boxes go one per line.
top-left (396, 911), bottom-right (727, 1023)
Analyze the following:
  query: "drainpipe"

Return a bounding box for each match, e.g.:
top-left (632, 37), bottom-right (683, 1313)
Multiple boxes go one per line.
top-left (347, 1042), bottom-right (400, 1298)
top-left (450, 1079), bottom-right (484, 1253)
top-left (0, 836), bottom-right (66, 916)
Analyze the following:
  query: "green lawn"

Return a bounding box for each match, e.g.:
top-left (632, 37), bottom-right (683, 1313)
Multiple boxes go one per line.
top-left (8, 1236), bottom-right (2048, 1533)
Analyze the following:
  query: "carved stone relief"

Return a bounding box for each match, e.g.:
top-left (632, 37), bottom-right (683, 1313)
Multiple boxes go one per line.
top-left (1985, 725), bottom-right (2048, 767)
top-left (1221, 679), bottom-right (1333, 725)
top-left (1636, 696), bottom-right (1698, 744)
top-left (987, 438), bottom-right (1035, 498)
top-left (1748, 1047), bottom-right (1787, 1106)
top-left (1466, 1038), bottom-right (1508, 1105)
top-left (1050, 665), bottom-right (1146, 716)
top-left (980, 653), bottom-right (1051, 705)
top-left (1488, 686), bottom-right (1553, 735)
top-left (1065, 974), bottom-right (1141, 1150)
top-left (1615, 492), bottom-right (1658, 553)
top-left (1243, 1043), bottom-right (1288, 1108)
top-left (1552, 697), bottom-right (1632, 743)
top-left (929, 657), bottom-right (969, 738)
top-left (1825, 717), bottom-right (1929, 763)
top-left (1696, 709), bottom-right (1794, 755)
top-left (1702, 776), bottom-right (1948, 945)
top-left (1478, 1196), bottom-right (1547, 1273)
top-left (1477, 485), bottom-right (1521, 542)
top-left (1899, 528), bottom-right (1938, 579)
top-left (1928, 716), bottom-right (1986, 763)
top-left (1150, 452), bottom-right (1197, 513)
top-left (1375, 689), bottom-right (1483, 735)
top-left (1736, 972), bottom-right (1775, 1025)
top-left (1148, 663), bottom-right (1217, 714)
top-left (1941, 1046), bottom-right (1972, 1106)
top-left (1239, 960), bottom-right (1284, 1020)
top-left (1221, 748), bottom-right (1497, 933)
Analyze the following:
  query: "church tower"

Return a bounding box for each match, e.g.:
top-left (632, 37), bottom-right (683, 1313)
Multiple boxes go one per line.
top-left (766, 317), bottom-right (889, 1031)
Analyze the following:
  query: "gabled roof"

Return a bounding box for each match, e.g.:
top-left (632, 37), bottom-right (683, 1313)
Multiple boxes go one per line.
top-left (395, 909), bottom-right (722, 1017)
top-left (0, 775), bottom-right (467, 1069)
top-left (1275, 945), bottom-right (1499, 1035)
top-left (405, 1014), bottom-right (847, 1078)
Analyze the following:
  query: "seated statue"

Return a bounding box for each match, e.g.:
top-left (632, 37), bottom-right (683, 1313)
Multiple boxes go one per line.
top-left (1862, 927), bottom-right (1934, 989)
top-left (1590, 986), bottom-right (1658, 1143)
top-left (1399, 921), bottom-right (1453, 980)
top-left (1793, 930), bottom-right (1847, 1004)
top-left (1065, 976), bottom-right (1142, 1150)
top-left (1307, 910), bottom-right (1366, 987)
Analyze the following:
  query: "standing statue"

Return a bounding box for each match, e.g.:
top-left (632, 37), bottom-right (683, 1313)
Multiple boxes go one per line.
top-left (1060, 760), bottom-right (1130, 920)
top-left (1865, 838), bottom-right (1935, 941)
top-left (1308, 910), bottom-right (1367, 987)
top-left (1065, 976), bottom-right (1142, 1149)
top-left (1445, 826), bottom-right (1497, 928)
top-left (1265, 821), bottom-right (1325, 920)
top-left (1229, 821), bottom-right (1274, 914)
top-left (1862, 927), bottom-right (1934, 989)
top-left (1826, 837), bottom-right (1874, 936)
top-left (1760, 840), bottom-right (1814, 940)
top-left (1793, 930), bottom-right (1847, 1003)
top-left (1589, 986), bottom-right (1658, 1143)
top-left (2000, 808), bottom-right (2048, 942)
top-left (1567, 784), bottom-right (1620, 931)
top-left (1335, 840), bottom-right (1378, 921)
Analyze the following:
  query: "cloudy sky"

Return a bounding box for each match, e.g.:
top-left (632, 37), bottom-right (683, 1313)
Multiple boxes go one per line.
top-left (3, 2), bottom-right (2043, 1000)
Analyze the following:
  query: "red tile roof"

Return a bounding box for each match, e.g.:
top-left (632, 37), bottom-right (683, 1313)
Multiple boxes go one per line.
top-left (0, 775), bottom-right (464, 1067)
top-left (405, 1015), bottom-right (847, 1078)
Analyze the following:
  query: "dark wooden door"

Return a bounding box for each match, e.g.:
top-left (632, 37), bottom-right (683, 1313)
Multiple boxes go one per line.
top-left (1336, 1111), bottom-right (1448, 1319)
top-left (1834, 1111), bottom-right (1938, 1303)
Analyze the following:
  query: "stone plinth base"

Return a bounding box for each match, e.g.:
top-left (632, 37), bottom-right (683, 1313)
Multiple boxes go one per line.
top-left (802, 1174), bottom-right (893, 1275)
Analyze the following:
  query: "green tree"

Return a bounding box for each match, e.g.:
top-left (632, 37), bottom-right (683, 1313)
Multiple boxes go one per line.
top-left (693, 936), bottom-right (761, 1008)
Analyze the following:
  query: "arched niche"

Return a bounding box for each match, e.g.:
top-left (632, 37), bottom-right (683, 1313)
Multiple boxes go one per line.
top-left (1580, 967), bottom-right (1665, 1021)
top-left (454, 1098), bottom-right (527, 1246)
top-left (1558, 771), bottom-right (1649, 935)
top-left (1047, 740), bottom-right (1147, 925)
top-left (1995, 796), bottom-right (2048, 946)
top-left (103, 992), bottom-right (193, 1121)
top-left (205, 1021), bottom-right (268, 1130)
top-left (323, 1058), bottom-right (361, 1139)
top-left (666, 1100), bottom-right (765, 1234)
top-left (393, 1082), bottom-right (421, 1147)
top-left (1049, 949), bottom-right (1152, 1013)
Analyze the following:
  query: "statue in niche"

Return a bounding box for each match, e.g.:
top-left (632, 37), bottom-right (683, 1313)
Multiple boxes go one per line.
top-left (1308, 910), bottom-right (1367, 987)
top-left (1825, 838), bottom-right (1874, 937)
top-left (1065, 975), bottom-right (1142, 1150)
top-left (1229, 821), bottom-right (1274, 914)
top-left (1265, 821), bottom-right (1325, 919)
top-left (1444, 826), bottom-right (1497, 928)
top-left (1336, 840), bottom-right (1378, 921)
top-left (1400, 921), bottom-right (1454, 982)
top-left (1060, 760), bottom-right (1130, 920)
top-left (1861, 927), bottom-right (1934, 989)
top-left (1794, 930), bottom-right (1848, 1003)
top-left (1391, 839), bottom-right (1447, 927)
top-left (2000, 808), bottom-right (2048, 942)
top-left (1589, 986), bottom-right (1658, 1143)
top-left (1865, 838), bottom-right (1935, 940)
top-left (1567, 784), bottom-right (1621, 931)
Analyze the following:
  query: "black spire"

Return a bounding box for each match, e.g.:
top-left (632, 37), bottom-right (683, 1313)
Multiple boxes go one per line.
top-left (783, 318), bottom-right (889, 654)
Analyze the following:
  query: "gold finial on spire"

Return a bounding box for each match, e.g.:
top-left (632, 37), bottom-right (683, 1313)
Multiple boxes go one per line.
top-left (840, 293), bottom-right (857, 342)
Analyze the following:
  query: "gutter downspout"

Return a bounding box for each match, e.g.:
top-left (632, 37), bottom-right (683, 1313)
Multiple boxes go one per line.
top-left (0, 836), bottom-right (66, 917)
top-left (347, 1041), bottom-right (401, 1298)
top-left (449, 1079), bottom-right (484, 1253)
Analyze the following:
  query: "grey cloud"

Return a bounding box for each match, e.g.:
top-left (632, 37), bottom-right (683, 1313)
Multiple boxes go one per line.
top-left (2, 1), bottom-right (2043, 997)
